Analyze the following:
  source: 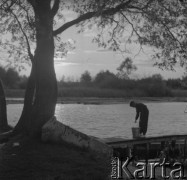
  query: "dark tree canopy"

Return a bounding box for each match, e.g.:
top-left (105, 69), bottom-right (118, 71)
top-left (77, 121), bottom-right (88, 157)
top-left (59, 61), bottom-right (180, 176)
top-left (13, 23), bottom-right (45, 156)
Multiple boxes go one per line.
top-left (117, 57), bottom-right (137, 79)
top-left (5, 68), bottom-right (20, 88)
top-left (94, 70), bottom-right (118, 88)
top-left (80, 71), bottom-right (92, 84)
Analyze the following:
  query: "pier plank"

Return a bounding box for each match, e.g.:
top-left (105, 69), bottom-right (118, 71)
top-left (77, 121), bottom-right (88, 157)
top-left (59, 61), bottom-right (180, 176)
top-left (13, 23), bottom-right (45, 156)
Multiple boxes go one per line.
top-left (103, 134), bottom-right (187, 148)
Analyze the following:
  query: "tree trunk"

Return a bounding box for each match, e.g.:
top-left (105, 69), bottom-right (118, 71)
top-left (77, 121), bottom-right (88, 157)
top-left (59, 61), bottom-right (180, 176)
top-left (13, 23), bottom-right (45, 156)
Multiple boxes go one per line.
top-left (13, 61), bottom-right (36, 134)
top-left (14, 1), bottom-right (57, 137)
top-left (0, 80), bottom-right (8, 131)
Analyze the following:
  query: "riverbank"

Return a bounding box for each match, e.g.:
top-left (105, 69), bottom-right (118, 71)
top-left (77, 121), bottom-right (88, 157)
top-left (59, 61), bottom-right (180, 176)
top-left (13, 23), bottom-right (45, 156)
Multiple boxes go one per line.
top-left (58, 97), bottom-right (187, 104)
top-left (0, 135), bottom-right (111, 180)
top-left (6, 96), bottom-right (187, 105)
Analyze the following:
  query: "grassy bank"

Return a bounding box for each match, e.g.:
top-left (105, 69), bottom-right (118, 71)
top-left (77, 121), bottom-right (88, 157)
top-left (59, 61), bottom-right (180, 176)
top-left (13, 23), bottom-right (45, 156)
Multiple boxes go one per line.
top-left (171, 89), bottom-right (187, 97)
top-left (5, 89), bottom-right (25, 98)
top-left (4, 87), bottom-right (187, 99)
top-left (5, 87), bottom-right (145, 98)
top-left (0, 136), bottom-right (111, 180)
top-left (58, 87), bottom-right (146, 98)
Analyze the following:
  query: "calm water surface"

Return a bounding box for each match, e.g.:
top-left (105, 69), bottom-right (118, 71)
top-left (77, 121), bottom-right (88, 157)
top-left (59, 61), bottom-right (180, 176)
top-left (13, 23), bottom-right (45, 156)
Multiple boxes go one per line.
top-left (7, 102), bottom-right (187, 139)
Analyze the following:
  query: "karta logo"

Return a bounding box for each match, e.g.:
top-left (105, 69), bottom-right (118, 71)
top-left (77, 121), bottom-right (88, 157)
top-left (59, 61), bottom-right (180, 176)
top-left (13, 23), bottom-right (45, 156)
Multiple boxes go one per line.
top-left (111, 157), bottom-right (186, 179)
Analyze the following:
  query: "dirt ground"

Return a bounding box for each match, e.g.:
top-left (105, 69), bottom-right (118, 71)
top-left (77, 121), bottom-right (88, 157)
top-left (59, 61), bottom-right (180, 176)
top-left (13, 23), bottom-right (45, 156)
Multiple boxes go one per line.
top-left (0, 136), bottom-right (111, 180)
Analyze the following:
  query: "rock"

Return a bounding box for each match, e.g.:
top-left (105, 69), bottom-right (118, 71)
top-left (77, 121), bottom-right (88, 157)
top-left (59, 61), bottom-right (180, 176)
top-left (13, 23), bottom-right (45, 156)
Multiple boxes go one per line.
top-left (0, 125), bottom-right (13, 134)
top-left (13, 142), bottom-right (20, 147)
top-left (0, 143), bottom-right (5, 149)
top-left (42, 116), bottom-right (112, 155)
top-left (0, 130), bottom-right (13, 143)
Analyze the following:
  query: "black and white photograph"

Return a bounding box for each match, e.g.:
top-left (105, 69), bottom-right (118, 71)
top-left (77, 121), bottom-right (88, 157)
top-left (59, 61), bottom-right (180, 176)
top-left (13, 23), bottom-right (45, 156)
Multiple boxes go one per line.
top-left (0, 0), bottom-right (187, 179)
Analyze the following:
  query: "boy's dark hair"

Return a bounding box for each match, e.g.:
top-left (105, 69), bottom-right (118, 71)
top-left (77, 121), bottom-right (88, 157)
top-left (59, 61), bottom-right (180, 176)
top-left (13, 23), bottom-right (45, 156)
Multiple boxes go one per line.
top-left (130, 101), bottom-right (135, 107)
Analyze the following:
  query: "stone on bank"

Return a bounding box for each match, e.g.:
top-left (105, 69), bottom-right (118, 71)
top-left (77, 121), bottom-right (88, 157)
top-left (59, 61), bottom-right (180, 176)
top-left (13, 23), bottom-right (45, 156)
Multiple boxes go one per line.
top-left (41, 116), bottom-right (112, 155)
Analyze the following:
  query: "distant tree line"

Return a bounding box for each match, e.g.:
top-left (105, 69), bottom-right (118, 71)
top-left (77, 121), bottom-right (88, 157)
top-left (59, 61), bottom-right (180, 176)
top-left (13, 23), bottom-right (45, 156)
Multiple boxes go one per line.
top-left (0, 66), bottom-right (27, 89)
top-left (1, 65), bottom-right (187, 97)
top-left (58, 71), bottom-right (187, 97)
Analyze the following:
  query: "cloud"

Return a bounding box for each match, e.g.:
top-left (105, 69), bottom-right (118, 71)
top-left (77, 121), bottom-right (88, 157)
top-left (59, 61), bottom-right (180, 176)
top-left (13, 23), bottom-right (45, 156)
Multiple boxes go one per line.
top-left (67, 51), bottom-right (76, 55)
top-left (62, 10), bottom-right (78, 21)
top-left (54, 57), bottom-right (66, 62)
top-left (62, 10), bottom-right (77, 16)
top-left (83, 49), bottom-right (113, 54)
top-left (96, 49), bottom-right (113, 53)
top-left (83, 31), bottom-right (96, 37)
top-left (55, 62), bottom-right (80, 66)
top-left (82, 26), bottom-right (97, 37)
top-left (83, 50), bottom-right (97, 53)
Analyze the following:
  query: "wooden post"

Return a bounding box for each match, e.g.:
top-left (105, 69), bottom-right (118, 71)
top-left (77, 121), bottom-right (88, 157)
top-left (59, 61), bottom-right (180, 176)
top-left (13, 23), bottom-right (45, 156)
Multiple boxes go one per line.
top-left (146, 143), bottom-right (150, 164)
top-left (127, 145), bottom-right (131, 158)
top-left (184, 138), bottom-right (186, 161)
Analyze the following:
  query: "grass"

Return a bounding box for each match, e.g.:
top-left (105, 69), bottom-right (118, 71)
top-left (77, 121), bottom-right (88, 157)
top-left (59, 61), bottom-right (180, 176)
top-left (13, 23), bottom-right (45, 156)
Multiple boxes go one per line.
top-left (5, 89), bottom-right (25, 98)
top-left (4, 87), bottom-right (146, 99)
top-left (171, 89), bottom-right (187, 97)
top-left (58, 87), bottom-right (146, 98)
top-left (4, 87), bottom-right (187, 99)
top-left (0, 136), bottom-right (111, 180)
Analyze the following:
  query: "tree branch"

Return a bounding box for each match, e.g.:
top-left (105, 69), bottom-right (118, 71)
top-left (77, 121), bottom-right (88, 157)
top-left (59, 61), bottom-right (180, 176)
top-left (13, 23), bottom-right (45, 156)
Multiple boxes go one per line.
top-left (120, 12), bottom-right (144, 57)
top-left (0, 0), bottom-right (7, 9)
top-left (140, 8), bottom-right (185, 51)
top-left (53, 0), bottom-right (132, 36)
top-left (53, 11), bottom-right (96, 36)
top-left (0, 0), bottom-right (17, 11)
top-left (121, 2), bottom-right (185, 54)
top-left (9, 10), bottom-right (34, 62)
top-left (51, 0), bottom-right (60, 17)
top-left (120, 12), bottom-right (143, 41)
top-left (16, 2), bottom-right (35, 30)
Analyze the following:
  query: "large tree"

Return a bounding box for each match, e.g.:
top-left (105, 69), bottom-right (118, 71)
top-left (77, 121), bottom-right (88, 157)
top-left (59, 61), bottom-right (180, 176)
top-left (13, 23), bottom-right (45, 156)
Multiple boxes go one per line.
top-left (0, 0), bottom-right (186, 137)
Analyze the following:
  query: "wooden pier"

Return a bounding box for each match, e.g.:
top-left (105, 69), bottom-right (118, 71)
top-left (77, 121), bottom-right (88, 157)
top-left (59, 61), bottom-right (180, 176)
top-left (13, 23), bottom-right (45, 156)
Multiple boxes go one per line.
top-left (103, 134), bottom-right (187, 163)
top-left (105, 134), bottom-right (187, 148)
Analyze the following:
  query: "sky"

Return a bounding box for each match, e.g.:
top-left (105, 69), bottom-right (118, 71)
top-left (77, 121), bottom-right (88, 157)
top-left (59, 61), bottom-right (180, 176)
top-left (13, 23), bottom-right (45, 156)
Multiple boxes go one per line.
top-left (0, 8), bottom-right (185, 81)
top-left (53, 25), bottom-right (185, 81)
top-left (51, 9), bottom-right (185, 81)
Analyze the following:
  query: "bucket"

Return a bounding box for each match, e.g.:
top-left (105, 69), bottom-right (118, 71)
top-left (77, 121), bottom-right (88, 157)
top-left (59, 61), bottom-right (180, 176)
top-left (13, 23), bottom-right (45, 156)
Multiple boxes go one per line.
top-left (132, 127), bottom-right (140, 138)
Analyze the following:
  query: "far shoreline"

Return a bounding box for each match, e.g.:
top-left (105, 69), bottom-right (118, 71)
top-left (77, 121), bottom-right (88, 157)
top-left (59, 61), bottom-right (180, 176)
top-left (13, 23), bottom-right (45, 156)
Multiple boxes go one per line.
top-left (6, 96), bottom-right (187, 105)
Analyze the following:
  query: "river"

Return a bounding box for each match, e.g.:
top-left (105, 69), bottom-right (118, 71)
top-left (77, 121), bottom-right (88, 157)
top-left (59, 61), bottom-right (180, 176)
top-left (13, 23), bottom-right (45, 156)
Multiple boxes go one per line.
top-left (6, 102), bottom-right (187, 139)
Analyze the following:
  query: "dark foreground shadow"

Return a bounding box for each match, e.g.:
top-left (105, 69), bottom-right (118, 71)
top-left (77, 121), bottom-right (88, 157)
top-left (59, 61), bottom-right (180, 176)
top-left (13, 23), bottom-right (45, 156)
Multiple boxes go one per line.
top-left (0, 136), bottom-right (111, 180)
